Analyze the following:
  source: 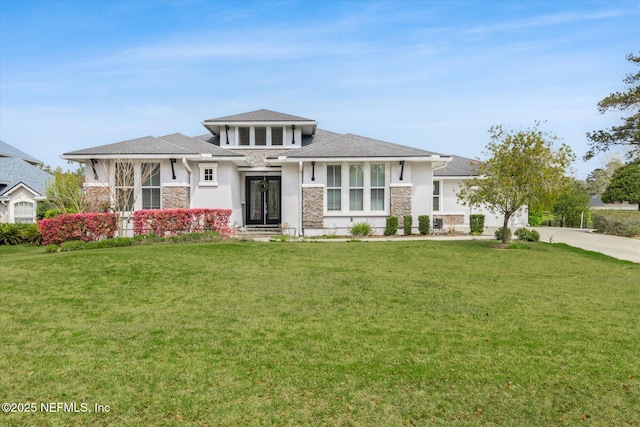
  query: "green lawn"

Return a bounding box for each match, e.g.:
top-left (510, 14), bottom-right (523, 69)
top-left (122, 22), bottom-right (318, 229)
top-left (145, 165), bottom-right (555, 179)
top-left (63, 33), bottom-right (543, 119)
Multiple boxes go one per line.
top-left (1, 241), bottom-right (638, 426)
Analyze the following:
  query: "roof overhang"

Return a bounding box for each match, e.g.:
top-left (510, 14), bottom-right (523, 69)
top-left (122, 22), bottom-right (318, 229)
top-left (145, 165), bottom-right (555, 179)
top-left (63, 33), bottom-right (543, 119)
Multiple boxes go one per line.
top-left (266, 155), bottom-right (453, 164)
top-left (3, 182), bottom-right (42, 197)
top-left (61, 153), bottom-right (251, 167)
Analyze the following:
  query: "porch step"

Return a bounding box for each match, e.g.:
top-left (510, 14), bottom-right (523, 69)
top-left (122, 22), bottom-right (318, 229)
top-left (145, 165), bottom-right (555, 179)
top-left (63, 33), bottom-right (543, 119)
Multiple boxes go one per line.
top-left (233, 227), bottom-right (283, 239)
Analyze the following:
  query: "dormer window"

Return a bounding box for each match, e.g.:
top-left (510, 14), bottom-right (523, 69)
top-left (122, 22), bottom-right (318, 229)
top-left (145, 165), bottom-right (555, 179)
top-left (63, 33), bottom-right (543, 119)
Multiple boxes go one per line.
top-left (255, 127), bottom-right (267, 146)
top-left (271, 127), bottom-right (283, 146)
top-left (239, 127), bottom-right (250, 146)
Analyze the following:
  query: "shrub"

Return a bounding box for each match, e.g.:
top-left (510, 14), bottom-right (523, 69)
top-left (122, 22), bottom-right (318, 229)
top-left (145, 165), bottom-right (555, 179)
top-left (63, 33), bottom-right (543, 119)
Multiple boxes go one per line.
top-left (59, 240), bottom-right (88, 252)
top-left (514, 227), bottom-right (540, 242)
top-left (132, 209), bottom-right (233, 238)
top-left (418, 215), bottom-right (430, 235)
top-left (470, 214), bottom-right (485, 235)
top-left (384, 216), bottom-right (398, 236)
top-left (0, 224), bottom-right (23, 245)
top-left (349, 222), bottom-right (372, 238)
top-left (528, 209), bottom-right (544, 227)
top-left (44, 209), bottom-right (63, 219)
top-left (494, 227), bottom-right (511, 241)
top-left (38, 212), bottom-right (118, 245)
top-left (20, 223), bottom-right (42, 245)
top-left (592, 211), bottom-right (640, 237)
top-left (402, 215), bottom-right (413, 236)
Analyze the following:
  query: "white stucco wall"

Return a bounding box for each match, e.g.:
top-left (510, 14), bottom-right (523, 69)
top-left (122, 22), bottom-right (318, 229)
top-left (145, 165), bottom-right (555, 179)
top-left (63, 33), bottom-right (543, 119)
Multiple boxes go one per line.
top-left (281, 163), bottom-right (300, 234)
top-left (190, 161), bottom-right (243, 227)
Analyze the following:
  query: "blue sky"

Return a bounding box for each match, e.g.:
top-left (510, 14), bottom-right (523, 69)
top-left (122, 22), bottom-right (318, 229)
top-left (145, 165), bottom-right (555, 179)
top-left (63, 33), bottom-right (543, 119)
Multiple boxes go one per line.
top-left (1, 0), bottom-right (638, 178)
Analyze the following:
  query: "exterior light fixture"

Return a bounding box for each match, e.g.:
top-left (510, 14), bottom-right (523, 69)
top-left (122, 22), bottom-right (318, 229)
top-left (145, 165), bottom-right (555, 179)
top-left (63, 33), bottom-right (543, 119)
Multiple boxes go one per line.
top-left (291, 125), bottom-right (296, 144)
top-left (399, 160), bottom-right (405, 181)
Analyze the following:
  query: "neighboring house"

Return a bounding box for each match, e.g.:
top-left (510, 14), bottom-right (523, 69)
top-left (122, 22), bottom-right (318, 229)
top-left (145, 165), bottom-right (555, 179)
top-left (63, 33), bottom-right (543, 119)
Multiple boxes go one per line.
top-left (0, 140), bottom-right (52, 223)
top-left (62, 109), bottom-right (527, 236)
top-left (589, 195), bottom-right (638, 211)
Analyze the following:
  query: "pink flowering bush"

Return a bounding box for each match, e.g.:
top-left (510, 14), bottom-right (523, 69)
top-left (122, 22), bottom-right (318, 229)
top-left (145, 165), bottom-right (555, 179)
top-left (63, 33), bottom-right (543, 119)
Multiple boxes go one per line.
top-left (38, 213), bottom-right (118, 246)
top-left (132, 209), bottom-right (233, 238)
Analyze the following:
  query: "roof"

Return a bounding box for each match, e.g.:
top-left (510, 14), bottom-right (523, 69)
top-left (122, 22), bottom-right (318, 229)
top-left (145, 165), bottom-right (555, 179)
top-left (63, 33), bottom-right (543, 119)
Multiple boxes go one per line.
top-left (0, 157), bottom-right (51, 197)
top-left (285, 132), bottom-right (443, 159)
top-left (434, 155), bottom-right (481, 176)
top-left (204, 109), bottom-right (315, 123)
top-left (63, 133), bottom-right (240, 158)
top-left (0, 140), bottom-right (43, 166)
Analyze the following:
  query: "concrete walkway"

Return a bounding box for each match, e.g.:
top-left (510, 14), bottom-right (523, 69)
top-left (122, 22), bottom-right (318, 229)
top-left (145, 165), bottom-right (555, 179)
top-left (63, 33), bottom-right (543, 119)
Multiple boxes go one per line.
top-left (532, 227), bottom-right (640, 263)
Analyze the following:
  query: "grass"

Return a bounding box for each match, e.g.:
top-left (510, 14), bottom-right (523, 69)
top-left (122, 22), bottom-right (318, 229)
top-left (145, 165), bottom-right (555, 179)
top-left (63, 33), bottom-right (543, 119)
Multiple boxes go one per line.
top-left (1, 240), bottom-right (638, 426)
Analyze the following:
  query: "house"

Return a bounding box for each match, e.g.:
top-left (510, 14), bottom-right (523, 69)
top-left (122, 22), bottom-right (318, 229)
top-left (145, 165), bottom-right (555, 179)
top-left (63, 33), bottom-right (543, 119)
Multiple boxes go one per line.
top-left (0, 140), bottom-right (52, 224)
top-left (62, 109), bottom-right (527, 236)
top-left (589, 195), bottom-right (638, 211)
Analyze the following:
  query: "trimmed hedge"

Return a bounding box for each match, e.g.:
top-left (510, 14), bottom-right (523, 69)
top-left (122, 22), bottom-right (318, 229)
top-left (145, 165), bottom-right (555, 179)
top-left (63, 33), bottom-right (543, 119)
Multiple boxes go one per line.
top-left (132, 209), bottom-right (233, 238)
top-left (592, 211), bottom-right (640, 237)
top-left (384, 216), bottom-right (398, 236)
top-left (403, 215), bottom-right (413, 236)
top-left (418, 215), bottom-right (430, 235)
top-left (470, 214), bottom-right (485, 235)
top-left (38, 213), bottom-right (118, 246)
top-left (514, 227), bottom-right (540, 242)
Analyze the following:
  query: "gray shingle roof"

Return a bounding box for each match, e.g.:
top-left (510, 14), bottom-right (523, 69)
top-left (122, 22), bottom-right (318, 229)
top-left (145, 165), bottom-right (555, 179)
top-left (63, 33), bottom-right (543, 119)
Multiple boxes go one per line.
top-left (204, 109), bottom-right (314, 123)
top-left (0, 157), bottom-right (51, 197)
top-left (434, 155), bottom-right (481, 176)
top-left (0, 140), bottom-right (43, 166)
top-left (63, 133), bottom-right (239, 157)
top-left (285, 133), bottom-right (443, 158)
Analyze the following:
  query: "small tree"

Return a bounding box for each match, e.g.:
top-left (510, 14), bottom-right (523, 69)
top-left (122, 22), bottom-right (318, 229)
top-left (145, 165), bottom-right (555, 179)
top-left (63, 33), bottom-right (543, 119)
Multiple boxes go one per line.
top-left (45, 167), bottom-right (89, 214)
top-left (552, 179), bottom-right (590, 227)
top-left (457, 123), bottom-right (574, 244)
top-left (601, 162), bottom-right (640, 210)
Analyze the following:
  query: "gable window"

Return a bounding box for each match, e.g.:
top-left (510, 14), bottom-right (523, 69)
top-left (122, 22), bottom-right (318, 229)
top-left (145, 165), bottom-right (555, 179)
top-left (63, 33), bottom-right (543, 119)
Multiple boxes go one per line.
top-left (433, 180), bottom-right (441, 212)
top-left (239, 127), bottom-right (250, 146)
top-left (199, 163), bottom-right (219, 186)
top-left (326, 165), bottom-right (341, 211)
top-left (14, 201), bottom-right (34, 223)
top-left (370, 164), bottom-right (385, 211)
top-left (349, 164), bottom-right (364, 211)
top-left (255, 127), bottom-right (267, 146)
top-left (115, 162), bottom-right (135, 211)
top-left (141, 162), bottom-right (161, 209)
top-left (271, 127), bottom-right (283, 146)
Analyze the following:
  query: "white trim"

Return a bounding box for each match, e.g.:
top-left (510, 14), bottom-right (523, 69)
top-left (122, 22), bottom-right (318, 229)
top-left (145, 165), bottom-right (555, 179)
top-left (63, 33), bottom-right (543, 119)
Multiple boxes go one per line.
top-left (389, 183), bottom-right (413, 188)
top-left (302, 183), bottom-right (324, 188)
top-left (270, 156), bottom-right (452, 163)
top-left (161, 183), bottom-right (190, 187)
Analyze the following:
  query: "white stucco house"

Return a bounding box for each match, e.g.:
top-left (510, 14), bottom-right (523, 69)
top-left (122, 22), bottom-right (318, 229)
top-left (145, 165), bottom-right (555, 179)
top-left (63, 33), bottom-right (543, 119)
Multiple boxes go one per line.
top-left (0, 140), bottom-right (51, 224)
top-left (62, 109), bottom-right (527, 236)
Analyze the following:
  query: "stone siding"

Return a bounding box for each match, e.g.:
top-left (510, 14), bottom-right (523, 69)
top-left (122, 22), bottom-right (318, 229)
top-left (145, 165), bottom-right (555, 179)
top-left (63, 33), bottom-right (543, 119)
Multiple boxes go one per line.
top-left (390, 186), bottom-right (412, 227)
top-left (162, 187), bottom-right (190, 209)
top-left (230, 149), bottom-right (291, 167)
top-left (85, 186), bottom-right (111, 212)
top-left (302, 186), bottom-right (324, 229)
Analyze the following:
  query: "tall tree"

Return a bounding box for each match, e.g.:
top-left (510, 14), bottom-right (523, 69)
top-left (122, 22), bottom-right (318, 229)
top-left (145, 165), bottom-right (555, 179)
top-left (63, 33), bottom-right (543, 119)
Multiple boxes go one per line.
top-left (585, 155), bottom-right (624, 196)
top-left (457, 123), bottom-right (575, 243)
top-left (585, 53), bottom-right (640, 161)
top-left (601, 162), bottom-right (640, 210)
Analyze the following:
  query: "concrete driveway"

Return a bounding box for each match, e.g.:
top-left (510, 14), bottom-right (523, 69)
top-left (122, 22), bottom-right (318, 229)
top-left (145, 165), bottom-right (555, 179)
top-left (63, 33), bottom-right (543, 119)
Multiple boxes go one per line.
top-left (532, 227), bottom-right (640, 263)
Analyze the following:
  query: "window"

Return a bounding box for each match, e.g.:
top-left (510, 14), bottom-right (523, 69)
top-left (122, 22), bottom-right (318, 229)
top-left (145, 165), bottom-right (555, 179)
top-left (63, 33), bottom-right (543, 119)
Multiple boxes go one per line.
top-left (271, 127), bottom-right (283, 146)
top-left (326, 165), bottom-right (341, 211)
top-left (349, 164), bottom-right (364, 211)
top-left (370, 164), bottom-right (385, 211)
top-left (142, 163), bottom-right (161, 209)
top-left (198, 163), bottom-right (218, 186)
top-left (14, 201), bottom-right (34, 223)
top-left (433, 180), bottom-right (441, 211)
top-left (115, 162), bottom-right (135, 211)
top-left (238, 127), bottom-right (250, 146)
top-left (255, 127), bottom-right (267, 146)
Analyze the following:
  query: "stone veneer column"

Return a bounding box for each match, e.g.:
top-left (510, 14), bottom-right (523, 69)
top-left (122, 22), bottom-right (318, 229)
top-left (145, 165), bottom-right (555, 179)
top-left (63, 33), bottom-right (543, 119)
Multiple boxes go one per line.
top-left (85, 185), bottom-right (112, 212)
top-left (302, 186), bottom-right (324, 229)
top-left (390, 185), bottom-right (412, 228)
top-left (162, 187), bottom-right (190, 209)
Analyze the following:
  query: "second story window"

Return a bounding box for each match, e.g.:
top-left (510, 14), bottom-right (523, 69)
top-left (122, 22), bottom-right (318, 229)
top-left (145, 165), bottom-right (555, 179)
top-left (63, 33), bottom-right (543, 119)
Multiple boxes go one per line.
top-left (239, 127), bottom-right (250, 146)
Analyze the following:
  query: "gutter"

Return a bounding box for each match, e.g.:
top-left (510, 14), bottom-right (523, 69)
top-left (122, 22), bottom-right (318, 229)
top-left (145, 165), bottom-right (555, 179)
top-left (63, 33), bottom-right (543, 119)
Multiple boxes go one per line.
top-left (182, 158), bottom-right (193, 207)
top-left (298, 161), bottom-right (303, 237)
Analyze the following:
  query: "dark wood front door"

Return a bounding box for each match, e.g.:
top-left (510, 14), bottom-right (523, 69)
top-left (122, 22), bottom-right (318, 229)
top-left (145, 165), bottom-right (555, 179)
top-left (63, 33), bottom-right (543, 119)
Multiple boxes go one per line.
top-left (246, 176), bottom-right (281, 226)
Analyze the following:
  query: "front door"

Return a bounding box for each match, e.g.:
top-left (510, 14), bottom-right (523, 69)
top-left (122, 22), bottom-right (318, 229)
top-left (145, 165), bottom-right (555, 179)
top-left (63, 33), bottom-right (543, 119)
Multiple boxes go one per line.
top-left (246, 176), bottom-right (281, 226)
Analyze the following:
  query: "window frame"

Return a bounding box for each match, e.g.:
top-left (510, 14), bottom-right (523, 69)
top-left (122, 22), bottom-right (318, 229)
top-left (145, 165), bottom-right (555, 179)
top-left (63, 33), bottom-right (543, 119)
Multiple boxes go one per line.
top-left (198, 162), bottom-right (219, 187)
top-left (141, 162), bottom-right (161, 210)
top-left (324, 162), bottom-right (389, 215)
top-left (326, 164), bottom-right (342, 211)
top-left (432, 180), bottom-right (441, 212)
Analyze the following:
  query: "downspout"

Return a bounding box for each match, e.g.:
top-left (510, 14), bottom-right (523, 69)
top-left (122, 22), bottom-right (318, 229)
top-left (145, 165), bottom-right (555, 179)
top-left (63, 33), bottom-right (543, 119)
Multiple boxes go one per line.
top-left (299, 161), bottom-right (303, 237)
top-left (182, 158), bottom-right (193, 207)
